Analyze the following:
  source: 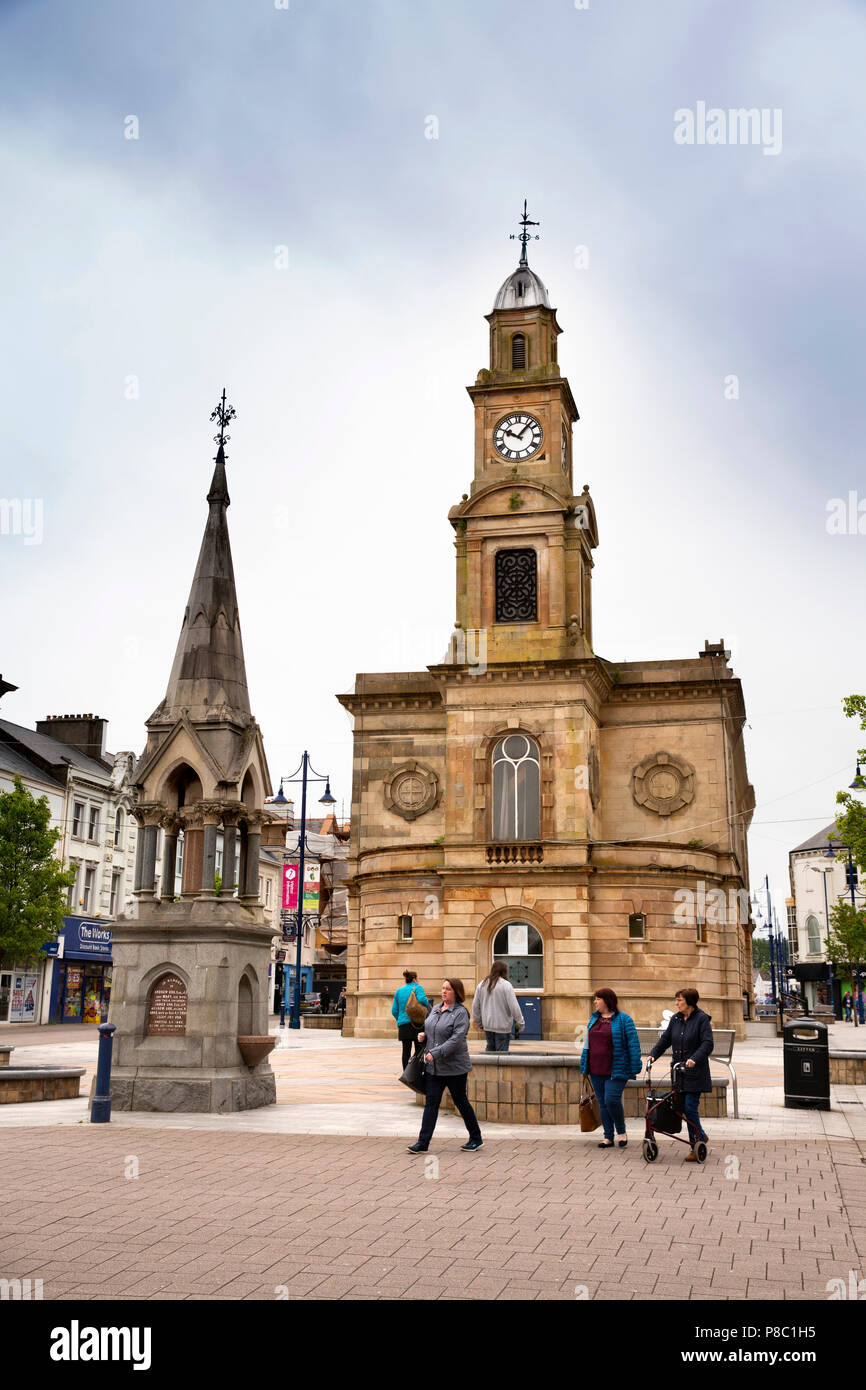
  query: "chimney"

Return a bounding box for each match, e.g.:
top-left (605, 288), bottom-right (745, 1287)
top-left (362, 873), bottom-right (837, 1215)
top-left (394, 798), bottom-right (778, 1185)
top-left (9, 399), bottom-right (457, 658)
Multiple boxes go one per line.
top-left (36, 714), bottom-right (108, 765)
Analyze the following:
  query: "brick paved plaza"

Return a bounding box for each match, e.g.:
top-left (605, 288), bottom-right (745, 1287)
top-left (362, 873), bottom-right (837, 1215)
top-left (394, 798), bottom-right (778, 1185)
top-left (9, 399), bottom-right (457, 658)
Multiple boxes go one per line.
top-left (1, 1024), bottom-right (866, 1301)
top-left (1, 1127), bottom-right (865, 1302)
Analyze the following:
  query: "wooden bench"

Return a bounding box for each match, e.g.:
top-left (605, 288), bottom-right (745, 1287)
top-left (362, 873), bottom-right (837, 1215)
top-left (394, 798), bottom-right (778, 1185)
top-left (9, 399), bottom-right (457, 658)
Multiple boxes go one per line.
top-left (636, 1026), bottom-right (739, 1119)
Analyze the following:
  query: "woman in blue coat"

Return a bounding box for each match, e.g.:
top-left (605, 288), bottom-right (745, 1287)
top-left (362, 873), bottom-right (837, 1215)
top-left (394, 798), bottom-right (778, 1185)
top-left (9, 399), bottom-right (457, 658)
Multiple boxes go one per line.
top-left (649, 987), bottom-right (714, 1159)
top-left (579, 987), bottom-right (642, 1149)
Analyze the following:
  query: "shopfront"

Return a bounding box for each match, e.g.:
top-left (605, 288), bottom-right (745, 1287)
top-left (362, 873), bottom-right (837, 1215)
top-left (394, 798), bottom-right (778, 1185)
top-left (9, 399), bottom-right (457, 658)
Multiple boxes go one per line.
top-left (0, 965), bottom-right (44, 1024)
top-left (46, 917), bottom-right (113, 1024)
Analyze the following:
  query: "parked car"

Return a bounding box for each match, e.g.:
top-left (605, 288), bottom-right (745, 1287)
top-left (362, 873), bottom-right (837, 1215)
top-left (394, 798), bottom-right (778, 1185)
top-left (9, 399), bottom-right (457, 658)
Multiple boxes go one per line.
top-left (300, 992), bottom-right (322, 1013)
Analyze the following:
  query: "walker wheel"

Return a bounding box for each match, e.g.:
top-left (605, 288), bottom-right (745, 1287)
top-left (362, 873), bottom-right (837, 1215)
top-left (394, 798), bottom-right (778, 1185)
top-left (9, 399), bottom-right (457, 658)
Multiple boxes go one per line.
top-left (694, 1141), bottom-right (708, 1164)
top-left (643, 1139), bottom-right (658, 1163)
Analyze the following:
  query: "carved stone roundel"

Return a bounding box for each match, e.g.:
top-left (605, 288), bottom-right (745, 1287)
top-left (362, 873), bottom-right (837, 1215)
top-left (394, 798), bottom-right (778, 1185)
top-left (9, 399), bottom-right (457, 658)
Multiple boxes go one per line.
top-left (384, 762), bottom-right (439, 821)
top-left (632, 751), bottom-right (696, 817)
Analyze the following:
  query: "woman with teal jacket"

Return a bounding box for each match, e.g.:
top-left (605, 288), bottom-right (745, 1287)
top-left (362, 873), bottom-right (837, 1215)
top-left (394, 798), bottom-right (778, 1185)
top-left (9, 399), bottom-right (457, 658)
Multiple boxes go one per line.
top-left (579, 987), bottom-right (642, 1149)
top-left (392, 970), bottom-right (430, 1069)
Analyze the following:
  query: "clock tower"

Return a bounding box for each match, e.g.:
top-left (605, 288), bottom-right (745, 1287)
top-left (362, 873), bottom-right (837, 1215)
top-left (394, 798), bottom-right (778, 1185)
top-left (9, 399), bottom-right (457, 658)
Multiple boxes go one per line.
top-left (448, 205), bottom-right (597, 664)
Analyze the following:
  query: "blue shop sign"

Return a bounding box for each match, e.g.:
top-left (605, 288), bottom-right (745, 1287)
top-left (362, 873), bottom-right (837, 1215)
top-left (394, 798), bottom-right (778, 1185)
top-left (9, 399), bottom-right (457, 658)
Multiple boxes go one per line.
top-left (58, 916), bottom-right (113, 962)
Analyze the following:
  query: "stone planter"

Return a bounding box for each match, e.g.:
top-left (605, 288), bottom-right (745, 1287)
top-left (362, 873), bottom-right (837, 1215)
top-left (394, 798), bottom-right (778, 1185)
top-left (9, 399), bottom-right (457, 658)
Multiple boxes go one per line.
top-left (0, 1067), bottom-right (84, 1103)
top-left (236, 1035), bottom-right (277, 1069)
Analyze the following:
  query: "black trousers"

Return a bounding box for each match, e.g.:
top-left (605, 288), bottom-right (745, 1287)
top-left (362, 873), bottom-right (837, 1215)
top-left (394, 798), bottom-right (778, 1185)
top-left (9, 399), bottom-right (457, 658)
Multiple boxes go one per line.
top-left (418, 1072), bottom-right (482, 1146)
top-left (398, 1022), bottom-right (420, 1070)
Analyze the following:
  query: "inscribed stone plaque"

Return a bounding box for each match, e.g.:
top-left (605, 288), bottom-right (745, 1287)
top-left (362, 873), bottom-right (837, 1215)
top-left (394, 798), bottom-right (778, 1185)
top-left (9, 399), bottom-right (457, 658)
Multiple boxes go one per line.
top-left (146, 973), bottom-right (188, 1036)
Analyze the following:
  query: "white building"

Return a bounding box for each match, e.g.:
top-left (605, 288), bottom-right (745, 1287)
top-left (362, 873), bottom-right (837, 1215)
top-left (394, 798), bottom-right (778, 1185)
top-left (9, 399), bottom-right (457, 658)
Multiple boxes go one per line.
top-left (788, 821), bottom-right (864, 1009)
top-left (0, 708), bottom-right (138, 1024)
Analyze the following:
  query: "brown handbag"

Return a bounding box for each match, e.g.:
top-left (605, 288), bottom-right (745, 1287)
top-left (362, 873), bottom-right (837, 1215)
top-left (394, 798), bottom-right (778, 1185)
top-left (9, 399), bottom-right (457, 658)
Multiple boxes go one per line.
top-left (405, 985), bottom-right (427, 1029)
top-left (579, 1075), bottom-right (601, 1132)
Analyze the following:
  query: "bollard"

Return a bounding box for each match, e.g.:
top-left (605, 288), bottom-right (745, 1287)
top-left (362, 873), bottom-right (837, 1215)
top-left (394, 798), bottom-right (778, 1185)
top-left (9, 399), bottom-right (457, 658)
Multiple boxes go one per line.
top-left (90, 1022), bottom-right (117, 1124)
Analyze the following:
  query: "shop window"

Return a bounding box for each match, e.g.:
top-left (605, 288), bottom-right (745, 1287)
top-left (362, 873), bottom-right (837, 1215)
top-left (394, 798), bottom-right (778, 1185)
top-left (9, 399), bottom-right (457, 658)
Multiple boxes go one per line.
top-left (492, 734), bottom-right (540, 841)
top-left (493, 921), bottom-right (543, 990)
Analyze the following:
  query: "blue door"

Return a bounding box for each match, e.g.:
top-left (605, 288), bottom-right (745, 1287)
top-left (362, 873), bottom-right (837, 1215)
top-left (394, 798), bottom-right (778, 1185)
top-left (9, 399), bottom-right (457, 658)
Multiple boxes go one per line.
top-left (517, 995), bottom-right (542, 1041)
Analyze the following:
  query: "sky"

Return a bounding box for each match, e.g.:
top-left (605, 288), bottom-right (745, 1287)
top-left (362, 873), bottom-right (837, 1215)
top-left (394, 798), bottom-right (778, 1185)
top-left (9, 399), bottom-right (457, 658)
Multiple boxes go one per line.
top-left (1, 0), bottom-right (864, 916)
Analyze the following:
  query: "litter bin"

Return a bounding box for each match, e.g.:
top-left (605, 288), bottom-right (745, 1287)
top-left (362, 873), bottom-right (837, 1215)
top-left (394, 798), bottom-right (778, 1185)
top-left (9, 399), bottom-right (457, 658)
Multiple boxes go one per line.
top-left (783, 1018), bottom-right (830, 1111)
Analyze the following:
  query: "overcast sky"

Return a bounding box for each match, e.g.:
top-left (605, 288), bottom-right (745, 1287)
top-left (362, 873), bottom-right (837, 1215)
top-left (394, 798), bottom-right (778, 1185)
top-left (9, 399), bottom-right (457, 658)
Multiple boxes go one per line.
top-left (1, 0), bottom-right (864, 917)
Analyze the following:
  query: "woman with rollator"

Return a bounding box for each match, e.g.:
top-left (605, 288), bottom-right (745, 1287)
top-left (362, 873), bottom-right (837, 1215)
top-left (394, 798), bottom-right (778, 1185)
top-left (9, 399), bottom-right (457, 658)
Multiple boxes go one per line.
top-left (649, 987), bottom-right (714, 1160)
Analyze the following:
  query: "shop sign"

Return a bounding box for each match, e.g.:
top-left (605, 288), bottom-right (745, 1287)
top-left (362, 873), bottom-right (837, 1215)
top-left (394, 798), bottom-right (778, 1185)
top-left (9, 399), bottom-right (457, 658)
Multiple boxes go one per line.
top-left (60, 917), bottom-right (113, 962)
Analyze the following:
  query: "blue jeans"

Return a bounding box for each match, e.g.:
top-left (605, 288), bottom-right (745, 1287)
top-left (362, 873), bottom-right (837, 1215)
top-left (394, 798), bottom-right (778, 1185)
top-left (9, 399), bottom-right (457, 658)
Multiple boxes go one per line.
top-left (485, 1031), bottom-right (510, 1052)
top-left (682, 1091), bottom-right (708, 1145)
top-left (589, 1073), bottom-right (627, 1141)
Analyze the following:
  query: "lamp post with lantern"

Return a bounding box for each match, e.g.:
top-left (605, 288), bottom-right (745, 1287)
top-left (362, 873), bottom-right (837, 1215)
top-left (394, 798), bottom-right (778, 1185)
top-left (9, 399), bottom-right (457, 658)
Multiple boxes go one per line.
top-left (271, 753), bottom-right (336, 1030)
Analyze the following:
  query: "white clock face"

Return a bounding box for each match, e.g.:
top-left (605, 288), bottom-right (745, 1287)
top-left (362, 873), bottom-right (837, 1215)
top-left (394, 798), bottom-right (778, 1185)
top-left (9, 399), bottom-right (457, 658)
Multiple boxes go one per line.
top-left (493, 413), bottom-right (543, 461)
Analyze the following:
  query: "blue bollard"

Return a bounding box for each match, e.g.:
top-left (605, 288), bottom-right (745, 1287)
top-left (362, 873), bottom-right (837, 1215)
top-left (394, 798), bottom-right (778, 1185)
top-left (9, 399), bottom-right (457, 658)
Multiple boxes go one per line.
top-left (90, 1022), bottom-right (117, 1124)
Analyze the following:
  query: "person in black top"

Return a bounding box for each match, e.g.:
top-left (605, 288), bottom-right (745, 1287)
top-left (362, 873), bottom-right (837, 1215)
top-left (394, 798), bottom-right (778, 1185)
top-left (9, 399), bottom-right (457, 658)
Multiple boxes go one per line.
top-left (650, 987), bottom-right (714, 1159)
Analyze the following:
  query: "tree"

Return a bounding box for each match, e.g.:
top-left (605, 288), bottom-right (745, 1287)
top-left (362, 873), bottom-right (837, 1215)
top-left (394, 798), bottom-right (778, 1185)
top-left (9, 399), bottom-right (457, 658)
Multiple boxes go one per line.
top-left (833, 695), bottom-right (866, 874)
top-left (0, 775), bottom-right (74, 967)
top-left (751, 936), bottom-right (771, 971)
top-left (826, 900), bottom-right (866, 1029)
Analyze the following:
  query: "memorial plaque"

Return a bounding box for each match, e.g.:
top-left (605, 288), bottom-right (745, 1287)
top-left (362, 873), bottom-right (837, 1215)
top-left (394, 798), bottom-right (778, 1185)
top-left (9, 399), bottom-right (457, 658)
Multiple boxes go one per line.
top-left (146, 973), bottom-right (188, 1036)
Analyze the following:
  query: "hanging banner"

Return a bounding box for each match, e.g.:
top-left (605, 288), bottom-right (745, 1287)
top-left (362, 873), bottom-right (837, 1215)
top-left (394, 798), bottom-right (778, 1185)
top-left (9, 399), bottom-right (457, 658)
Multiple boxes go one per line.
top-left (282, 863), bottom-right (299, 911)
top-left (282, 862), bottom-right (319, 913)
top-left (302, 863), bottom-right (320, 914)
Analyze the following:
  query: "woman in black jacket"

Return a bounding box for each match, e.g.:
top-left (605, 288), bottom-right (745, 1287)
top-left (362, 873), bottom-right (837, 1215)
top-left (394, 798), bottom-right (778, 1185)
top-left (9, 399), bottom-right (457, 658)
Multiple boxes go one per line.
top-left (649, 987), bottom-right (714, 1160)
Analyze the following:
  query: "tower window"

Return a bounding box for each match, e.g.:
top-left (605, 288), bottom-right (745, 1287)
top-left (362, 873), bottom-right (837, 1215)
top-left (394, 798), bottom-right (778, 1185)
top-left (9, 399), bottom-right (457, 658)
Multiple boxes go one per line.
top-left (495, 548), bottom-right (537, 623)
top-left (511, 333), bottom-right (526, 369)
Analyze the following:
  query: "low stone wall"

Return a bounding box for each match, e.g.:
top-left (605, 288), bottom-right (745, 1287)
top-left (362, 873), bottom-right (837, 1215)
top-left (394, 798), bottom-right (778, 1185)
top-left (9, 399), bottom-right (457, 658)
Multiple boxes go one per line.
top-left (0, 1047), bottom-right (13, 1067)
top-left (302, 1015), bottom-right (343, 1030)
top-left (0, 1067), bottom-right (84, 1104)
top-left (829, 1052), bottom-right (866, 1085)
top-left (415, 1054), bottom-right (728, 1122)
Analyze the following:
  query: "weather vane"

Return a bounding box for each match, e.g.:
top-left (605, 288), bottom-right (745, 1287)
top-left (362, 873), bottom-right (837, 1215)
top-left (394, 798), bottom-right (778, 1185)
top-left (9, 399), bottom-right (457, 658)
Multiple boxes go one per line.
top-left (510, 199), bottom-right (540, 266)
top-left (210, 388), bottom-right (237, 456)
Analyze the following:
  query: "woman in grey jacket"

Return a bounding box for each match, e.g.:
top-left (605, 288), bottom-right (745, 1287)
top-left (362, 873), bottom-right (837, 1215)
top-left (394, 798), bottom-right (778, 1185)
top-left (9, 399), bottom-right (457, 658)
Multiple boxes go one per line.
top-left (472, 961), bottom-right (524, 1052)
top-left (407, 978), bottom-right (483, 1153)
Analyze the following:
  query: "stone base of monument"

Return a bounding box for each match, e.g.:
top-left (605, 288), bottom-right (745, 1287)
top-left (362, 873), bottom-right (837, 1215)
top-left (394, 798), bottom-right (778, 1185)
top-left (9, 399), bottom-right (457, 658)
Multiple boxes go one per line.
top-left (107, 900), bottom-right (278, 1114)
top-left (107, 1067), bottom-right (276, 1113)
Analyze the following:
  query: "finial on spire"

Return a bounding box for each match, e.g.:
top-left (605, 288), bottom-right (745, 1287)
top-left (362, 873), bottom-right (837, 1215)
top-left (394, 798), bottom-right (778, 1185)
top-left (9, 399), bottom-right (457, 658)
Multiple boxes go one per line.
top-left (509, 199), bottom-right (540, 267)
top-left (210, 388), bottom-right (237, 458)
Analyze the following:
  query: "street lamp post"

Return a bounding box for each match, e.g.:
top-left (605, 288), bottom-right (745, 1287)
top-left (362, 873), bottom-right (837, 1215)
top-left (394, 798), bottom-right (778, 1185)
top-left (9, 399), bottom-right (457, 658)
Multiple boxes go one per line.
top-left (272, 753), bottom-right (335, 1030)
top-left (809, 862), bottom-right (838, 1020)
top-left (826, 839), bottom-right (864, 1026)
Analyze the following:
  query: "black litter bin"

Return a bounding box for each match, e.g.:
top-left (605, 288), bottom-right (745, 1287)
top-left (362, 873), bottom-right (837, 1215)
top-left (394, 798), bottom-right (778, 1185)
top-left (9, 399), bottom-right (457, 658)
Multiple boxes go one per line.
top-left (783, 1018), bottom-right (830, 1110)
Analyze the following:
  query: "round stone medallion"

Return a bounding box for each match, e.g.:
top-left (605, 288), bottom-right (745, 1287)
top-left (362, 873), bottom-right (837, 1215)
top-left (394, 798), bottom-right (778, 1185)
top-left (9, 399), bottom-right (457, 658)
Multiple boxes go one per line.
top-left (632, 751), bottom-right (696, 817)
top-left (384, 762), bottom-right (439, 821)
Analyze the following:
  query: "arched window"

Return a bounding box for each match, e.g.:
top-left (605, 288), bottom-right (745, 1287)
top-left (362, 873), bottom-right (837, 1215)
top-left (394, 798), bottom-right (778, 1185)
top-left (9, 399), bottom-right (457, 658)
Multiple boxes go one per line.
top-left (493, 922), bottom-right (543, 989)
top-left (495, 548), bottom-right (537, 623)
top-left (492, 735), bottom-right (540, 840)
top-left (806, 915), bottom-right (822, 955)
top-left (511, 333), bottom-right (526, 369)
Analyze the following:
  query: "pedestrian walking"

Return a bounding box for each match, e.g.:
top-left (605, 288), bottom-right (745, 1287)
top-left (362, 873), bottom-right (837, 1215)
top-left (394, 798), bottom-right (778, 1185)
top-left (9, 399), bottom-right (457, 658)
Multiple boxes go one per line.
top-left (407, 978), bottom-right (483, 1153)
top-left (649, 987), bottom-right (714, 1160)
top-left (336, 987), bottom-right (347, 1015)
top-left (843, 991), bottom-right (853, 1022)
top-left (579, 987), bottom-right (642, 1149)
top-left (319, 985), bottom-right (329, 1014)
top-left (471, 960), bottom-right (525, 1051)
top-left (391, 970), bottom-right (430, 1070)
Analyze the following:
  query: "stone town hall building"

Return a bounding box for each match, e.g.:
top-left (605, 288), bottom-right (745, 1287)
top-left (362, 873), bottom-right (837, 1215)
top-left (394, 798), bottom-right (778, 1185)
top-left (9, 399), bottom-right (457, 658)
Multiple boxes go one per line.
top-left (338, 228), bottom-right (755, 1041)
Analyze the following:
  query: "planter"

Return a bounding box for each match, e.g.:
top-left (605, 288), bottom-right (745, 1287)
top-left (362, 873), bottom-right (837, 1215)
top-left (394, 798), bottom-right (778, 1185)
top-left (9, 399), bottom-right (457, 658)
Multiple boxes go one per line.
top-left (236, 1035), bottom-right (277, 1069)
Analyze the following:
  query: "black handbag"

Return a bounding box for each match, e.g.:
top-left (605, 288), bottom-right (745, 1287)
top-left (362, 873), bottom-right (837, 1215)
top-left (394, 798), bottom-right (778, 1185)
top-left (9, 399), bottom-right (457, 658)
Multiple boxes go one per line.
top-left (399, 1049), bottom-right (427, 1095)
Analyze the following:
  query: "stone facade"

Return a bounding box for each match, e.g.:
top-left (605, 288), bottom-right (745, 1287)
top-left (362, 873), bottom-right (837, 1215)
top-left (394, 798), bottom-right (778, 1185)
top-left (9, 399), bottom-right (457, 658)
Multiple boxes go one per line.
top-left (338, 246), bottom-right (755, 1041)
